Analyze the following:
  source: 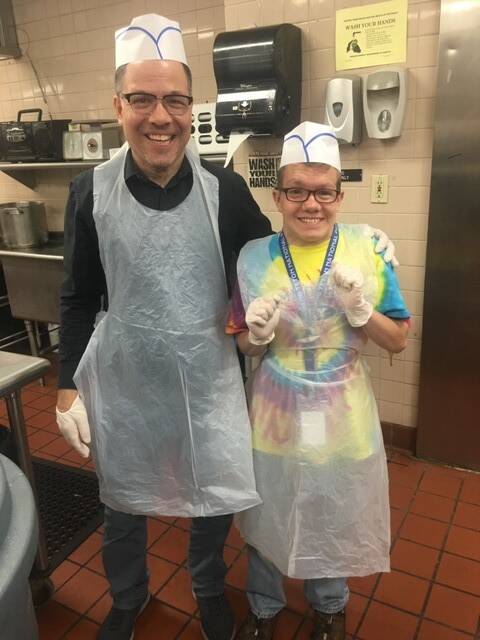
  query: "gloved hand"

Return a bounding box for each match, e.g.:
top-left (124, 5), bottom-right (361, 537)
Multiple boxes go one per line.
top-left (330, 263), bottom-right (373, 327)
top-left (245, 295), bottom-right (281, 345)
top-left (366, 226), bottom-right (400, 267)
top-left (56, 395), bottom-right (91, 458)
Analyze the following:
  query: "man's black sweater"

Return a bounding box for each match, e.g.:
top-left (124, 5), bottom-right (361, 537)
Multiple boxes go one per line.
top-left (59, 150), bottom-right (272, 388)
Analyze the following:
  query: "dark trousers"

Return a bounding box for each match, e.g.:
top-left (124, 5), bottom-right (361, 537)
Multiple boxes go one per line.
top-left (103, 506), bottom-right (233, 609)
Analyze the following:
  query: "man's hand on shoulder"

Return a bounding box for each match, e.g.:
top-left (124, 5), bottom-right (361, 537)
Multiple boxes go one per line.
top-left (365, 225), bottom-right (400, 267)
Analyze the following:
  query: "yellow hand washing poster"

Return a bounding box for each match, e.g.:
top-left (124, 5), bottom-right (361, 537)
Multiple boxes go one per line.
top-left (336, 0), bottom-right (407, 71)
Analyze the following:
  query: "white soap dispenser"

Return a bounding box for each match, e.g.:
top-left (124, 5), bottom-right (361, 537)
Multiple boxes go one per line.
top-left (363, 67), bottom-right (407, 139)
top-left (324, 76), bottom-right (363, 145)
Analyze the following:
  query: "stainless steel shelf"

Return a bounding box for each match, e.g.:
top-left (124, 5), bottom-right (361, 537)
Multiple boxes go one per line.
top-left (0, 161), bottom-right (102, 188)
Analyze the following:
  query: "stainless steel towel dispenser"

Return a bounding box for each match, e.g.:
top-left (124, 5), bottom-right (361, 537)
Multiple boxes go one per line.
top-left (213, 24), bottom-right (302, 137)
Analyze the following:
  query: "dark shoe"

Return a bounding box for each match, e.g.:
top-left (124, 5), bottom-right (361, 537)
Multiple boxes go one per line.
top-left (197, 593), bottom-right (235, 640)
top-left (311, 610), bottom-right (345, 640)
top-left (97, 593), bottom-right (151, 640)
top-left (236, 610), bottom-right (279, 640)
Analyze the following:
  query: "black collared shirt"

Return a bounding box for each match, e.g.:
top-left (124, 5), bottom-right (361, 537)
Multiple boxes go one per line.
top-left (59, 150), bottom-right (272, 388)
top-left (124, 149), bottom-right (193, 210)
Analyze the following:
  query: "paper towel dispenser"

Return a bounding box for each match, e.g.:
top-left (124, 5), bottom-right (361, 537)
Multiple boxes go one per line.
top-left (213, 24), bottom-right (301, 137)
top-left (363, 67), bottom-right (407, 139)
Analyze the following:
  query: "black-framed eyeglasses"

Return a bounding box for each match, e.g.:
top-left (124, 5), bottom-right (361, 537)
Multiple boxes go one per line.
top-left (121, 92), bottom-right (193, 115)
top-left (278, 187), bottom-right (340, 204)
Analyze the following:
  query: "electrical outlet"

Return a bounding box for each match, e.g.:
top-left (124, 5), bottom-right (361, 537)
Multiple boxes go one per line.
top-left (371, 174), bottom-right (389, 203)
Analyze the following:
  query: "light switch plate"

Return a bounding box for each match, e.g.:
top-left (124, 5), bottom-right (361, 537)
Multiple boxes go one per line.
top-left (371, 174), bottom-right (389, 203)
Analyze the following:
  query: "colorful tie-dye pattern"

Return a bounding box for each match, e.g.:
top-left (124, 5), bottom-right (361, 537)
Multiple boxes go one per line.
top-left (229, 224), bottom-right (410, 463)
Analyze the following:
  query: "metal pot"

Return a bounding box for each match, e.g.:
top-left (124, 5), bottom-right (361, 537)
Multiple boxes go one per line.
top-left (0, 201), bottom-right (48, 249)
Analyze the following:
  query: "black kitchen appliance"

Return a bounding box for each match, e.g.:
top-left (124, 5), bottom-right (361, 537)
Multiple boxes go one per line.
top-left (0, 109), bottom-right (71, 162)
top-left (213, 24), bottom-right (301, 137)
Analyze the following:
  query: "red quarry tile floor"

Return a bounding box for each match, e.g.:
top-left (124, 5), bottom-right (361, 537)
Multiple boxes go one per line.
top-left (3, 361), bottom-right (480, 639)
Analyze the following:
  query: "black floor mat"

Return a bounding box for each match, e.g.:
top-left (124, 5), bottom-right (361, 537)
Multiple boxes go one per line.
top-left (32, 458), bottom-right (104, 573)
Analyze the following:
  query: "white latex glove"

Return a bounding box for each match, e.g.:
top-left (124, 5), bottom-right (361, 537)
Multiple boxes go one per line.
top-left (366, 226), bottom-right (400, 267)
top-left (330, 263), bottom-right (373, 327)
top-left (56, 395), bottom-right (91, 458)
top-left (245, 295), bottom-right (281, 345)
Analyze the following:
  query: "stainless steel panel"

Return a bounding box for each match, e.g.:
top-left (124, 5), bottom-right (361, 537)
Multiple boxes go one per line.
top-left (416, 0), bottom-right (480, 470)
top-left (1, 255), bottom-right (62, 324)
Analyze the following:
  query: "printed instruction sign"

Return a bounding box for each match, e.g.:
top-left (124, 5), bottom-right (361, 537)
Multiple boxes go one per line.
top-left (248, 155), bottom-right (281, 189)
top-left (335, 0), bottom-right (407, 71)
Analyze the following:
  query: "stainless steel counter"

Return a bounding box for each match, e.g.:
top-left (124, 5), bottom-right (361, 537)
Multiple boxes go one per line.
top-left (0, 236), bottom-right (64, 326)
top-left (0, 351), bottom-right (51, 573)
top-left (0, 235), bottom-right (63, 261)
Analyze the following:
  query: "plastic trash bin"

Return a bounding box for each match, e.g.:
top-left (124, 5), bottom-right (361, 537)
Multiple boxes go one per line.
top-left (0, 453), bottom-right (39, 640)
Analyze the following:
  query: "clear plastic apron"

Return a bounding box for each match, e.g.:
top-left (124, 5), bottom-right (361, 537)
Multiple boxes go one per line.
top-left (74, 143), bottom-right (260, 517)
top-left (236, 225), bottom-right (390, 578)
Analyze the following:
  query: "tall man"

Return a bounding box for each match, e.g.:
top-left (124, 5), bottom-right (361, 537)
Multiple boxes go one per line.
top-left (55, 14), bottom-right (270, 640)
top-left (55, 13), bottom-right (397, 640)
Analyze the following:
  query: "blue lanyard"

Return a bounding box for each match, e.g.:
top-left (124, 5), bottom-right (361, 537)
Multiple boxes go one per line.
top-left (278, 223), bottom-right (339, 308)
top-left (278, 224), bottom-right (339, 370)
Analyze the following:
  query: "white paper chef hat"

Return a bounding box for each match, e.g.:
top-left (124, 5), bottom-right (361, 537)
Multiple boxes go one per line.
top-left (279, 122), bottom-right (341, 172)
top-left (115, 14), bottom-right (188, 69)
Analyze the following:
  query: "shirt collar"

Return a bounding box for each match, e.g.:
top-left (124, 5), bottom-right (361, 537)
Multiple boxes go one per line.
top-left (125, 148), bottom-right (192, 190)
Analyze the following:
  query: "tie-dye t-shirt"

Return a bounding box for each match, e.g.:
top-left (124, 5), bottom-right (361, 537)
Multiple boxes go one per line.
top-left (227, 231), bottom-right (410, 336)
top-left (227, 225), bottom-right (410, 462)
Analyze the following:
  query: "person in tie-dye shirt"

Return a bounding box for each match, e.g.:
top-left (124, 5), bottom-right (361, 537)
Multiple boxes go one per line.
top-left (227, 123), bottom-right (410, 640)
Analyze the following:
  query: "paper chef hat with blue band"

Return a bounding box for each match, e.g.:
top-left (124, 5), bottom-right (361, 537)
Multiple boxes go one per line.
top-left (279, 122), bottom-right (341, 172)
top-left (115, 14), bottom-right (188, 69)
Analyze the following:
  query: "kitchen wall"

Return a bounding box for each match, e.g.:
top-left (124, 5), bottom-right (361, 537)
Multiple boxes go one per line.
top-left (0, 0), bottom-right (441, 434)
top-left (227, 0), bottom-right (440, 435)
top-left (0, 0), bottom-right (225, 229)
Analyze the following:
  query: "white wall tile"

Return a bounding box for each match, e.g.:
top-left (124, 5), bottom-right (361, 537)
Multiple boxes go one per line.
top-left (285, 0), bottom-right (309, 23)
top-left (404, 360), bottom-right (421, 385)
top-left (415, 98), bottom-right (435, 129)
top-left (379, 400), bottom-right (404, 424)
top-left (380, 357), bottom-right (405, 383)
top-left (405, 338), bottom-right (422, 363)
top-left (412, 65), bottom-right (438, 99)
top-left (395, 240), bottom-right (427, 267)
top-left (402, 404), bottom-right (418, 428)
top-left (403, 290), bottom-right (424, 316)
top-left (310, 48), bottom-right (335, 79)
top-left (418, 0), bottom-right (441, 36)
top-left (309, 0), bottom-right (334, 20)
top-left (416, 34), bottom-right (439, 67)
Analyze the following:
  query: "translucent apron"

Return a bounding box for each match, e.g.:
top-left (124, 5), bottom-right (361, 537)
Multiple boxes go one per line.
top-left (74, 143), bottom-right (260, 517)
top-left (236, 225), bottom-right (390, 578)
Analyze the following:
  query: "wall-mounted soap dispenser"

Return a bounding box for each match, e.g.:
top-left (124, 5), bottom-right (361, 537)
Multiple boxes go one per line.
top-left (363, 67), bottom-right (407, 139)
top-left (324, 76), bottom-right (362, 145)
top-left (213, 24), bottom-right (301, 137)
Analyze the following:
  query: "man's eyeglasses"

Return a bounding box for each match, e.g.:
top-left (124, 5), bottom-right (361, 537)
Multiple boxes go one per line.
top-left (278, 187), bottom-right (340, 204)
top-left (120, 92), bottom-right (193, 116)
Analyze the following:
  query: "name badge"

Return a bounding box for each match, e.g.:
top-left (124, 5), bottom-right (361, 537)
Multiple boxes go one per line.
top-left (299, 411), bottom-right (326, 449)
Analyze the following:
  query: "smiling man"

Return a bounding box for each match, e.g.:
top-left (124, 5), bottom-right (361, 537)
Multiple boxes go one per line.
top-left (55, 14), bottom-right (273, 640)
top-left (113, 59), bottom-right (192, 183)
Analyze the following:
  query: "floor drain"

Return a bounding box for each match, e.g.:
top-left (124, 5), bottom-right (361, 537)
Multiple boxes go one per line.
top-left (32, 458), bottom-right (104, 572)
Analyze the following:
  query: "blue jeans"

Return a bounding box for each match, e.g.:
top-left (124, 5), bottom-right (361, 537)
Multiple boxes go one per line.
top-left (247, 547), bottom-right (349, 618)
top-left (103, 506), bottom-right (232, 609)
